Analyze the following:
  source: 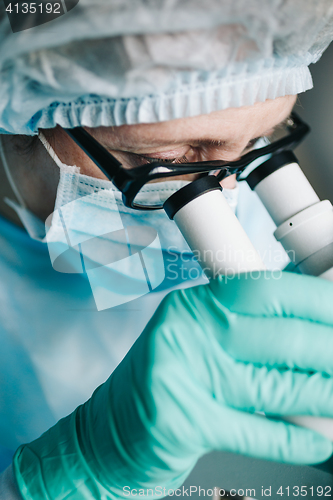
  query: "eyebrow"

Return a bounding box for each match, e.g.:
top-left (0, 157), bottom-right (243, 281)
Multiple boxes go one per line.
top-left (188, 114), bottom-right (291, 149)
top-left (103, 113), bottom-right (292, 153)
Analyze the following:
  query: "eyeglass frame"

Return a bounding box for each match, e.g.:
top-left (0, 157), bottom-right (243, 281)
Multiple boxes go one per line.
top-left (64, 112), bottom-right (310, 210)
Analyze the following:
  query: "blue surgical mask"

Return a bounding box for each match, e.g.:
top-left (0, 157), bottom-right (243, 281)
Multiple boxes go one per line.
top-left (1, 134), bottom-right (239, 310)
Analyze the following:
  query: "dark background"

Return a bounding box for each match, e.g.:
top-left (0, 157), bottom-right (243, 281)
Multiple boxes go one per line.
top-left (295, 42), bottom-right (333, 203)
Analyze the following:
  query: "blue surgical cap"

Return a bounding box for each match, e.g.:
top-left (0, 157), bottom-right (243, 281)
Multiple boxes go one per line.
top-left (1, 0), bottom-right (333, 135)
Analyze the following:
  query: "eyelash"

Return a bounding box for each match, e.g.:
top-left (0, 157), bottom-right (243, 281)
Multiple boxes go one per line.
top-left (141, 155), bottom-right (189, 165)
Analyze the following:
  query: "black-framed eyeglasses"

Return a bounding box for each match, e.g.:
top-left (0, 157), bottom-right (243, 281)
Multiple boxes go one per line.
top-left (64, 112), bottom-right (309, 210)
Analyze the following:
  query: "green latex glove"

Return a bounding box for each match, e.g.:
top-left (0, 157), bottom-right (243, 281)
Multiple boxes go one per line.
top-left (14, 272), bottom-right (333, 500)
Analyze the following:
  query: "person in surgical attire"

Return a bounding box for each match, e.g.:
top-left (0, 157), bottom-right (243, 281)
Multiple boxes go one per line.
top-left (1, 1), bottom-right (333, 499)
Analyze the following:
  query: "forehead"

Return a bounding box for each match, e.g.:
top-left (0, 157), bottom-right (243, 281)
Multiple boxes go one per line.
top-left (87, 95), bottom-right (297, 151)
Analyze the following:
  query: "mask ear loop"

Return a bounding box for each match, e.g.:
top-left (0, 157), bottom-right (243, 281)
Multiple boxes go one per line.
top-left (0, 134), bottom-right (27, 207)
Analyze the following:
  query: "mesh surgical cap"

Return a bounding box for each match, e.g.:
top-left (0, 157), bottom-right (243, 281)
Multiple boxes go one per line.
top-left (1, 0), bottom-right (333, 135)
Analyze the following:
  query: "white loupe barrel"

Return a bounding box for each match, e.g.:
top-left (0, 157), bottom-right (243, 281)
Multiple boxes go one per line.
top-left (246, 151), bottom-right (333, 280)
top-left (163, 176), bottom-right (266, 279)
top-left (163, 170), bottom-right (333, 442)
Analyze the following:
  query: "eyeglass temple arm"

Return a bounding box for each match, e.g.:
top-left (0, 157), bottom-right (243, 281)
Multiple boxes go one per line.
top-left (63, 127), bottom-right (122, 180)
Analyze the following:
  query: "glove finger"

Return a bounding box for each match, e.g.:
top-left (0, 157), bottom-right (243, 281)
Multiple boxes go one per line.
top-left (202, 399), bottom-right (333, 465)
top-left (216, 314), bottom-right (333, 374)
top-left (220, 360), bottom-right (333, 417)
top-left (207, 271), bottom-right (333, 325)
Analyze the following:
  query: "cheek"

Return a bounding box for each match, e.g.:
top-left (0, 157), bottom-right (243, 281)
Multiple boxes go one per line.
top-left (49, 128), bottom-right (108, 180)
top-left (78, 162), bottom-right (107, 180)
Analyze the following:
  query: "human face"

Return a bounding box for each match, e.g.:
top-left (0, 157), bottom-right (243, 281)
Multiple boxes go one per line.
top-left (0, 94), bottom-right (296, 223)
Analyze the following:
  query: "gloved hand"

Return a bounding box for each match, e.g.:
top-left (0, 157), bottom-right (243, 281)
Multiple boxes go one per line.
top-left (13, 272), bottom-right (333, 500)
